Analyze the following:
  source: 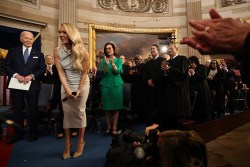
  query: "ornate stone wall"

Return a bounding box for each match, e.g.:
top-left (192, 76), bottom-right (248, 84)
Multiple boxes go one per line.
top-left (5, 0), bottom-right (40, 9)
top-left (0, 0), bottom-right (249, 60)
top-left (97, 0), bottom-right (170, 13)
top-left (218, 0), bottom-right (248, 8)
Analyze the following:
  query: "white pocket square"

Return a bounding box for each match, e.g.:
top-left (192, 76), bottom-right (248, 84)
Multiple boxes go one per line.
top-left (33, 56), bottom-right (38, 58)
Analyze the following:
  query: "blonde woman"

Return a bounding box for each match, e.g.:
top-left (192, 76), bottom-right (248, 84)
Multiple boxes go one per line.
top-left (54, 23), bottom-right (90, 159)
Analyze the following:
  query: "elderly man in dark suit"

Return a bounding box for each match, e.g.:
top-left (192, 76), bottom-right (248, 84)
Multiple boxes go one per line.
top-left (158, 43), bottom-right (191, 129)
top-left (4, 31), bottom-right (45, 143)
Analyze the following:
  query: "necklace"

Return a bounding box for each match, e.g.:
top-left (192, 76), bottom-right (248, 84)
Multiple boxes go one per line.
top-left (63, 46), bottom-right (71, 54)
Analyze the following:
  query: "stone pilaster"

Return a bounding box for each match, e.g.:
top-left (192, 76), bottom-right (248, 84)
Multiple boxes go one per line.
top-left (186, 0), bottom-right (202, 60)
top-left (59, 0), bottom-right (76, 25)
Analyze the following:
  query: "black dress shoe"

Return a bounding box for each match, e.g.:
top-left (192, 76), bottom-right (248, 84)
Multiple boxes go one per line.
top-left (7, 136), bottom-right (23, 144)
top-left (29, 135), bottom-right (38, 142)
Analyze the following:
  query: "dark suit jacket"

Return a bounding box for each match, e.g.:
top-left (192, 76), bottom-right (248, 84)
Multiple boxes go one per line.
top-left (4, 46), bottom-right (46, 91)
top-left (42, 65), bottom-right (61, 85)
top-left (143, 56), bottom-right (164, 86)
top-left (41, 64), bottom-right (62, 111)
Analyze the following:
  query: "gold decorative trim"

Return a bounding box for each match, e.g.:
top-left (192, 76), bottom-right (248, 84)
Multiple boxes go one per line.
top-left (92, 24), bottom-right (176, 34)
top-left (245, 18), bottom-right (250, 23)
top-left (0, 48), bottom-right (8, 59)
top-left (88, 24), bottom-right (177, 68)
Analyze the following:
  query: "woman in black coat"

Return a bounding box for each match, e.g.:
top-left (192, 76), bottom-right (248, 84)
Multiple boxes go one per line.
top-left (188, 56), bottom-right (213, 123)
top-left (207, 60), bottom-right (226, 119)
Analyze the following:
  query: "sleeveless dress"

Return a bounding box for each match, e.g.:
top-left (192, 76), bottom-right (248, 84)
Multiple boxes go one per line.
top-left (58, 48), bottom-right (90, 128)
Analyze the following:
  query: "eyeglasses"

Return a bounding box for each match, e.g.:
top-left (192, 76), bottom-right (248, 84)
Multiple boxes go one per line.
top-left (105, 47), bottom-right (112, 50)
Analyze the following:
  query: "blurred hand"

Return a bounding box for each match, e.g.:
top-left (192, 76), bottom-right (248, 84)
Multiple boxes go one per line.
top-left (104, 56), bottom-right (109, 66)
top-left (147, 79), bottom-right (154, 87)
top-left (180, 9), bottom-right (250, 55)
top-left (24, 75), bottom-right (33, 84)
top-left (133, 141), bottom-right (142, 147)
top-left (161, 64), bottom-right (170, 72)
top-left (188, 68), bottom-right (195, 76)
top-left (15, 74), bottom-right (25, 83)
top-left (145, 124), bottom-right (159, 136)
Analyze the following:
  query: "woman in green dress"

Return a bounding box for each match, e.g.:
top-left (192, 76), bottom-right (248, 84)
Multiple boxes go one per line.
top-left (100, 42), bottom-right (123, 136)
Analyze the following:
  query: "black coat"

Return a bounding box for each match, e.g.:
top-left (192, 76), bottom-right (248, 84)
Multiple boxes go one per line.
top-left (156, 55), bottom-right (191, 128)
top-left (207, 68), bottom-right (226, 114)
top-left (143, 56), bottom-right (164, 122)
top-left (189, 64), bottom-right (213, 121)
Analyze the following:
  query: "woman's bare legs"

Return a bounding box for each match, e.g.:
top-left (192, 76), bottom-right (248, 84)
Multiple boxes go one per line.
top-left (63, 128), bottom-right (71, 159)
top-left (112, 111), bottom-right (119, 135)
top-left (105, 111), bottom-right (112, 132)
top-left (73, 128), bottom-right (85, 158)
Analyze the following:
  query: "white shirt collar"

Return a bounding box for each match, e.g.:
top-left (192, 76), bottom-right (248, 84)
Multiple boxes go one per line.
top-left (22, 46), bottom-right (32, 52)
top-left (154, 55), bottom-right (159, 60)
top-left (171, 54), bottom-right (178, 59)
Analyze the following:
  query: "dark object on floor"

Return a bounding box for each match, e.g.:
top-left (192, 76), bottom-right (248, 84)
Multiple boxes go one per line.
top-left (7, 135), bottom-right (23, 145)
top-left (104, 135), bottom-right (141, 167)
top-left (105, 129), bottom-right (160, 167)
top-left (0, 115), bottom-right (23, 129)
top-left (29, 134), bottom-right (38, 142)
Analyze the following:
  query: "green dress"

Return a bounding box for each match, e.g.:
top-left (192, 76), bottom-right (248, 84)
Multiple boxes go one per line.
top-left (100, 58), bottom-right (123, 111)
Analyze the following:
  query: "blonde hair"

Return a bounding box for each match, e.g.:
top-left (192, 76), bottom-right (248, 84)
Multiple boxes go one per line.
top-left (60, 23), bottom-right (86, 71)
top-left (158, 130), bottom-right (207, 167)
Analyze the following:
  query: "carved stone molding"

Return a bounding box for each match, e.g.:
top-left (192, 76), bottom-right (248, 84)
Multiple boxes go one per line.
top-left (117, 0), bottom-right (151, 12)
top-left (97, 0), bottom-right (116, 9)
top-left (151, 0), bottom-right (168, 13)
top-left (97, 0), bottom-right (169, 13)
top-left (219, 0), bottom-right (248, 8)
top-left (4, 0), bottom-right (40, 9)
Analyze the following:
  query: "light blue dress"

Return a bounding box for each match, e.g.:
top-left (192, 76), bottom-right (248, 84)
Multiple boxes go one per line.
top-left (58, 48), bottom-right (90, 128)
